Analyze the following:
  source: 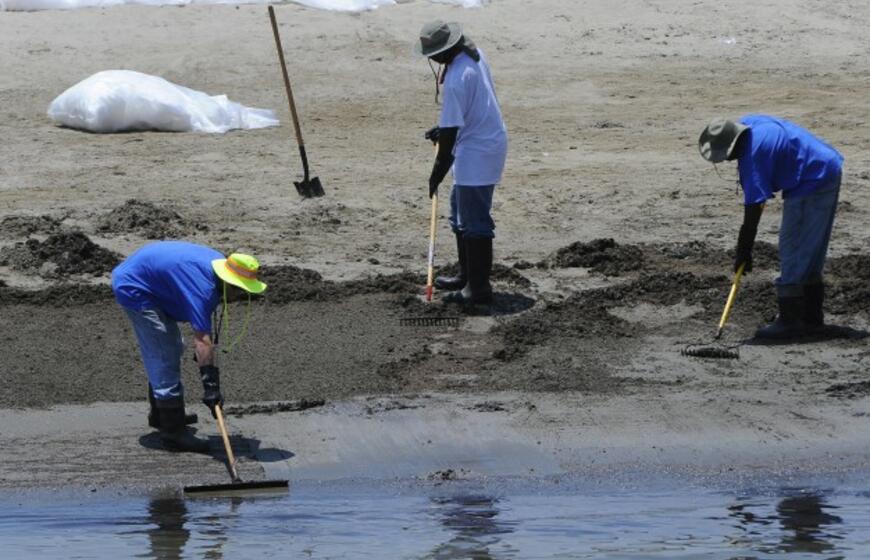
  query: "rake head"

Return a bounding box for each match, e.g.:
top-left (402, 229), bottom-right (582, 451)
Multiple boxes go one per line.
top-left (400, 316), bottom-right (461, 327)
top-left (681, 343), bottom-right (740, 360)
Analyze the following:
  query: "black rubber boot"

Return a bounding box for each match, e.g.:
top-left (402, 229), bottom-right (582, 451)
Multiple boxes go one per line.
top-left (434, 233), bottom-right (467, 291)
top-left (467, 237), bottom-right (494, 304)
top-left (148, 385), bottom-right (197, 430)
top-left (157, 401), bottom-right (210, 453)
top-left (755, 296), bottom-right (806, 340)
top-left (803, 283), bottom-right (825, 331)
top-left (444, 237), bottom-right (493, 305)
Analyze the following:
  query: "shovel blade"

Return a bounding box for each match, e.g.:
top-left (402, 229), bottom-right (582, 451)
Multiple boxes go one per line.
top-left (294, 176), bottom-right (325, 198)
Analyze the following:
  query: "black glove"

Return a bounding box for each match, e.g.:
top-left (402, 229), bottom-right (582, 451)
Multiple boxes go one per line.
top-left (424, 126), bottom-right (440, 145)
top-left (734, 224), bottom-right (755, 273)
top-left (429, 154), bottom-right (454, 198)
top-left (199, 365), bottom-right (223, 417)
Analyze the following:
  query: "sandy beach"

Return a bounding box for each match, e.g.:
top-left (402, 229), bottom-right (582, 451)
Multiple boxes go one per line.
top-left (1, 0), bottom-right (869, 491)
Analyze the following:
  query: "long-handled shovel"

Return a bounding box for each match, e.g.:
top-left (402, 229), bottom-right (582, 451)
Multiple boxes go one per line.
top-left (184, 403), bottom-right (288, 497)
top-left (268, 5), bottom-right (324, 198)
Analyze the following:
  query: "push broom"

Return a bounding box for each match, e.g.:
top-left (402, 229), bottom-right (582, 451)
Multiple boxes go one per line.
top-left (183, 403), bottom-right (289, 497)
top-left (184, 299), bottom-right (289, 496)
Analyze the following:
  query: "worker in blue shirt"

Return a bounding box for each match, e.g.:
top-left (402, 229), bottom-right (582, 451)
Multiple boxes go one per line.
top-left (416, 20), bottom-right (508, 305)
top-left (112, 241), bottom-right (267, 452)
top-left (699, 115), bottom-right (843, 339)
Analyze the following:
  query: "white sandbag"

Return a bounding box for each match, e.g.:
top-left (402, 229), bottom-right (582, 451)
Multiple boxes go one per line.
top-left (289, 0), bottom-right (393, 10)
top-left (47, 70), bottom-right (279, 134)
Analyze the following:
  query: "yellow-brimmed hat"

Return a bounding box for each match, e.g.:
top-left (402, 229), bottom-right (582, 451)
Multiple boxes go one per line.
top-left (212, 253), bottom-right (267, 294)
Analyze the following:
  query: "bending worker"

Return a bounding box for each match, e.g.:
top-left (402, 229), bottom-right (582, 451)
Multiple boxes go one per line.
top-left (112, 241), bottom-right (267, 452)
top-left (699, 115), bottom-right (843, 340)
top-left (417, 19), bottom-right (508, 305)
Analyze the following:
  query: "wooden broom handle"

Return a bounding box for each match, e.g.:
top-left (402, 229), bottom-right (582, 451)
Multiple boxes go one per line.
top-left (215, 404), bottom-right (241, 482)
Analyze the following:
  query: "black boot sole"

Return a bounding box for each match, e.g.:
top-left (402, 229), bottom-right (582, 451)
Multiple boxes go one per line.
top-left (149, 413), bottom-right (198, 430)
top-left (434, 279), bottom-right (466, 290)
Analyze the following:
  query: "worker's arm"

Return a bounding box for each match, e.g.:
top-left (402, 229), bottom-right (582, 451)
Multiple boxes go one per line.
top-left (735, 203), bottom-right (764, 273)
top-left (194, 331), bottom-right (223, 416)
top-left (428, 127), bottom-right (458, 198)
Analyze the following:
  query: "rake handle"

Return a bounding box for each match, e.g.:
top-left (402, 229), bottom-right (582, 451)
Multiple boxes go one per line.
top-left (426, 193), bottom-right (438, 301)
top-left (214, 404), bottom-right (241, 483)
top-left (425, 143), bottom-right (440, 301)
top-left (716, 262), bottom-right (745, 339)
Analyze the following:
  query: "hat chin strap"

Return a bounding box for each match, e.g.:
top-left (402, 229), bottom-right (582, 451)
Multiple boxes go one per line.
top-left (428, 59), bottom-right (443, 104)
top-left (214, 282), bottom-right (252, 355)
top-left (712, 162), bottom-right (740, 196)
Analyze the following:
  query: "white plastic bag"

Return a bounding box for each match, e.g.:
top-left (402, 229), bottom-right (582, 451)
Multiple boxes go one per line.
top-left (3, 0), bottom-right (392, 10)
top-left (47, 70), bottom-right (279, 133)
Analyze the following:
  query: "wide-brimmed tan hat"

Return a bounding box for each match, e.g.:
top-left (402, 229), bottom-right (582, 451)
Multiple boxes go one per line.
top-left (699, 117), bottom-right (749, 163)
top-left (415, 20), bottom-right (463, 57)
top-left (212, 253), bottom-right (267, 294)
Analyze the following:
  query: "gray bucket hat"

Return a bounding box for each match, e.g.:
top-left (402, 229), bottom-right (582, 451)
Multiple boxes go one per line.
top-left (699, 117), bottom-right (749, 163)
top-left (415, 20), bottom-right (463, 57)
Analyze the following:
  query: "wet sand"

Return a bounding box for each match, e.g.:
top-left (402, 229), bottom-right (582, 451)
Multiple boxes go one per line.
top-left (2, 392), bottom-right (869, 493)
top-left (1, 0), bottom-right (869, 490)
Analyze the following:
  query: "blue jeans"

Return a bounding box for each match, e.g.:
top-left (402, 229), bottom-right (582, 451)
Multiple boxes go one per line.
top-left (124, 307), bottom-right (185, 401)
top-left (776, 176), bottom-right (841, 298)
top-left (447, 184), bottom-right (495, 239)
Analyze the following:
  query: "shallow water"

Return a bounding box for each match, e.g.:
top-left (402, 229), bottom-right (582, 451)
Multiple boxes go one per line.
top-left (2, 479), bottom-right (869, 559)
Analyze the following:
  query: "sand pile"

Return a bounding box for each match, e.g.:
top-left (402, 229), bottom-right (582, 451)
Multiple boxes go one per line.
top-left (0, 232), bottom-right (120, 277)
top-left (541, 238), bottom-right (645, 276)
top-left (96, 199), bottom-right (208, 239)
top-left (0, 215), bottom-right (62, 238)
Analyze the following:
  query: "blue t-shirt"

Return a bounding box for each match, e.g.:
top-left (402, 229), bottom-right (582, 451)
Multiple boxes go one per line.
top-left (111, 241), bottom-right (222, 333)
top-left (738, 114), bottom-right (843, 205)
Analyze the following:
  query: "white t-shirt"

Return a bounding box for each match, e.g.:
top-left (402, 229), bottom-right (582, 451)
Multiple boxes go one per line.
top-left (438, 49), bottom-right (508, 187)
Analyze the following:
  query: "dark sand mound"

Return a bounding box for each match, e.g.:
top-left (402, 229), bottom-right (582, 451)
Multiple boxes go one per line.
top-left (96, 199), bottom-right (207, 239)
top-left (652, 240), bottom-right (778, 270)
top-left (541, 238), bottom-right (644, 276)
top-left (0, 232), bottom-right (120, 277)
top-left (261, 265), bottom-right (424, 304)
top-left (540, 238), bottom-right (779, 277)
top-left (827, 254), bottom-right (870, 281)
top-left (0, 215), bottom-right (62, 238)
top-left (0, 284), bottom-right (112, 306)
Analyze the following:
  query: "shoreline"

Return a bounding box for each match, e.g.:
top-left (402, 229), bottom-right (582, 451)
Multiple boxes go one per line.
top-left (1, 392), bottom-right (868, 494)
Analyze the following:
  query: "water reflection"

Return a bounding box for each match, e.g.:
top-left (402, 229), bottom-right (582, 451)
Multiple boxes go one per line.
top-left (143, 497), bottom-right (189, 560)
top-left (776, 493), bottom-right (843, 554)
top-left (195, 497), bottom-right (244, 560)
top-left (426, 495), bottom-right (518, 559)
top-left (728, 491), bottom-right (844, 556)
top-left (141, 495), bottom-right (246, 560)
